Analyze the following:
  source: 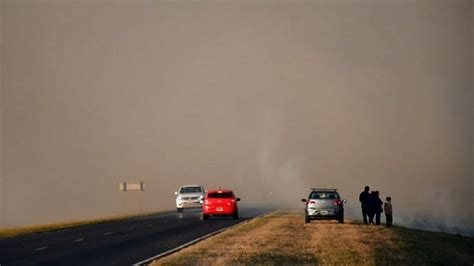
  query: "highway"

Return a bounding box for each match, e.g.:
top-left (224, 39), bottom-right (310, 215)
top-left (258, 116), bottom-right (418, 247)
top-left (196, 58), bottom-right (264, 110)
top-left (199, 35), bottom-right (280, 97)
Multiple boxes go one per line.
top-left (0, 208), bottom-right (267, 266)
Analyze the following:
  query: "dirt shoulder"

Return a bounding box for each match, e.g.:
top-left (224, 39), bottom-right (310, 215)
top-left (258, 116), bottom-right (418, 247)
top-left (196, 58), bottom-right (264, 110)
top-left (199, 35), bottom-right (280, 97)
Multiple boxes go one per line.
top-left (152, 210), bottom-right (474, 265)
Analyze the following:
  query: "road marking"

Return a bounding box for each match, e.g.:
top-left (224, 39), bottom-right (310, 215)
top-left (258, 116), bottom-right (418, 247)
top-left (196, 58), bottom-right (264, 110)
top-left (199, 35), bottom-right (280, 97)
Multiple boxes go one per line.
top-left (34, 246), bottom-right (48, 252)
top-left (73, 238), bottom-right (84, 242)
top-left (104, 232), bottom-right (113, 236)
top-left (133, 211), bottom-right (274, 266)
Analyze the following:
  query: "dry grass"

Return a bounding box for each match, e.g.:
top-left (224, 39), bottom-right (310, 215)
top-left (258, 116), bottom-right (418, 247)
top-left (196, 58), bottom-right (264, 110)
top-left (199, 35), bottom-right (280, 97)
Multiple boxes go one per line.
top-left (153, 210), bottom-right (474, 265)
top-left (0, 211), bottom-right (167, 239)
top-left (154, 210), bottom-right (316, 265)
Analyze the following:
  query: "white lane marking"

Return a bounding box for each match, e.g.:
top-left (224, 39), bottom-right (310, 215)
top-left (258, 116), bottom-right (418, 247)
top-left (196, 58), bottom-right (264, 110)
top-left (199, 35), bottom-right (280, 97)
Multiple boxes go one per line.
top-left (104, 232), bottom-right (113, 236)
top-left (34, 246), bottom-right (48, 252)
top-left (73, 238), bottom-right (84, 242)
top-left (133, 211), bottom-right (274, 266)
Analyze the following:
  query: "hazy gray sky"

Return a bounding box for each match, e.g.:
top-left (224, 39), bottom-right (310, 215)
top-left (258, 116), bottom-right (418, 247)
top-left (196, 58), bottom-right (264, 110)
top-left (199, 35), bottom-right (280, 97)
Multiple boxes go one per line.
top-left (0, 0), bottom-right (473, 235)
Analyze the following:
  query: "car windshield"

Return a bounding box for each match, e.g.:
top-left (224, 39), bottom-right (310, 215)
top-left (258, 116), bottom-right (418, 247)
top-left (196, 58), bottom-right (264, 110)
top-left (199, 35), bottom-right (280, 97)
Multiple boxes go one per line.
top-left (207, 192), bottom-right (233, 198)
top-left (309, 191), bottom-right (339, 199)
top-left (180, 187), bottom-right (202, 194)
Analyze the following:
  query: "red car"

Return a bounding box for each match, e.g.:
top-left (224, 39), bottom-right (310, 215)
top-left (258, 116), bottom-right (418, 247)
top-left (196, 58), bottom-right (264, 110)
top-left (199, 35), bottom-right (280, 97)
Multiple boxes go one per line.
top-left (201, 189), bottom-right (240, 220)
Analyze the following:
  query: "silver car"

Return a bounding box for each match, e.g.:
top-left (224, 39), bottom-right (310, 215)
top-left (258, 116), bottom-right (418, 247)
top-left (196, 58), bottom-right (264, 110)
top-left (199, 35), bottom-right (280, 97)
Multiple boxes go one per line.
top-left (175, 185), bottom-right (205, 213)
top-left (302, 188), bottom-right (346, 223)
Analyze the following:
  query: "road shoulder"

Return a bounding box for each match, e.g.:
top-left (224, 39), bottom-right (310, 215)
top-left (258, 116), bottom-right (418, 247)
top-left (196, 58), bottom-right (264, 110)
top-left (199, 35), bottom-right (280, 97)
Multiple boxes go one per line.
top-left (152, 210), bottom-right (474, 265)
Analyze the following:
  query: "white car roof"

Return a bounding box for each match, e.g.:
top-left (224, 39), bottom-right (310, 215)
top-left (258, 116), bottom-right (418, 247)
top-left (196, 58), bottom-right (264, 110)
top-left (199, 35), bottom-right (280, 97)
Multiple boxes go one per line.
top-left (180, 184), bottom-right (203, 188)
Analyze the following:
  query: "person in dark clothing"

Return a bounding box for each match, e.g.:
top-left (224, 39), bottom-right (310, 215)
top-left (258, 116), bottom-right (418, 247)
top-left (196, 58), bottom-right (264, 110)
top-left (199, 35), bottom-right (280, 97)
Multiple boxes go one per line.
top-left (367, 191), bottom-right (376, 225)
top-left (374, 191), bottom-right (384, 225)
top-left (359, 186), bottom-right (370, 224)
top-left (384, 196), bottom-right (393, 227)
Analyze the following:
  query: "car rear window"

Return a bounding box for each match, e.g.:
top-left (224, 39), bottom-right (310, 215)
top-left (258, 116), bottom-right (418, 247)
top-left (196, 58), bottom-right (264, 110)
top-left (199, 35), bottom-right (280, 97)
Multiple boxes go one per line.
top-left (309, 191), bottom-right (339, 199)
top-left (180, 187), bottom-right (202, 193)
top-left (207, 192), bottom-right (233, 198)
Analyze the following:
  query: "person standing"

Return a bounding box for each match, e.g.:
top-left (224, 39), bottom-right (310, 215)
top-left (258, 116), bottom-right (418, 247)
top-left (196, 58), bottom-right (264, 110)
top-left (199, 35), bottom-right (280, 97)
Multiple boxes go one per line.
top-left (359, 186), bottom-right (370, 224)
top-left (367, 191), bottom-right (376, 225)
top-left (384, 196), bottom-right (393, 227)
top-left (374, 191), bottom-right (383, 225)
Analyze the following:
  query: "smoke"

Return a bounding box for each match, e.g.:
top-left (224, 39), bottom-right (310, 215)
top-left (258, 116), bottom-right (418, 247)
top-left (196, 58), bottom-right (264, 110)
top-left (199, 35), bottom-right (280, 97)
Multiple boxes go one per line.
top-left (255, 109), bottom-right (309, 207)
top-left (0, 1), bottom-right (473, 236)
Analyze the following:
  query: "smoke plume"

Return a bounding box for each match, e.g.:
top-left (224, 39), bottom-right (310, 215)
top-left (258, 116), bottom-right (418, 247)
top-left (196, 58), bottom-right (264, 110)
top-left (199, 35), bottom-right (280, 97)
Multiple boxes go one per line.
top-left (0, 1), bottom-right (472, 236)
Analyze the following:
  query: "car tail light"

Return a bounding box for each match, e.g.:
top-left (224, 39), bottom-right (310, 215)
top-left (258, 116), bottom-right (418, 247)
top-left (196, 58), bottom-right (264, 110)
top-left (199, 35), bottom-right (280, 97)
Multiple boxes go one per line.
top-left (204, 200), bottom-right (209, 205)
top-left (309, 200), bottom-right (316, 204)
top-left (333, 200), bottom-right (343, 206)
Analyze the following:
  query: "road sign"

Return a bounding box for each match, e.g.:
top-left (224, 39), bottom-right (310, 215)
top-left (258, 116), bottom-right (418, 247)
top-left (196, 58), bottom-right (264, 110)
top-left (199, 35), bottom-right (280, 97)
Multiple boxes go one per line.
top-left (119, 182), bottom-right (145, 214)
top-left (119, 182), bottom-right (144, 192)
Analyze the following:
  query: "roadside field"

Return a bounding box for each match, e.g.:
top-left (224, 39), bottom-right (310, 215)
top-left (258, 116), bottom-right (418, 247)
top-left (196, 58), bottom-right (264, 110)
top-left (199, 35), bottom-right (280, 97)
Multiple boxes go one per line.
top-left (0, 211), bottom-right (168, 239)
top-left (152, 210), bottom-right (474, 265)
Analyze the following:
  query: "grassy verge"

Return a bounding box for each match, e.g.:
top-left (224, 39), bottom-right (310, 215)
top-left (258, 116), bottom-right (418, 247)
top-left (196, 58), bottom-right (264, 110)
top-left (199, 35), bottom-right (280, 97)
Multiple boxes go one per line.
top-left (152, 210), bottom-right (474, 265)
top-left (0, 211), bottom-right (168, 239)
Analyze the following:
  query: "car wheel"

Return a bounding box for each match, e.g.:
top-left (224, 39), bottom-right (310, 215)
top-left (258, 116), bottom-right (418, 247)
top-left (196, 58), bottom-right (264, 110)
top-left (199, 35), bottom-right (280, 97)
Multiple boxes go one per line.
top-left (305, 215), bottom-right (310, 223)
top-left (202, 214), bottom-right (209, 220)
top-left (232, 212), bottom-right (239, 220)
top-left (177, 208), bottom-right (183, 213)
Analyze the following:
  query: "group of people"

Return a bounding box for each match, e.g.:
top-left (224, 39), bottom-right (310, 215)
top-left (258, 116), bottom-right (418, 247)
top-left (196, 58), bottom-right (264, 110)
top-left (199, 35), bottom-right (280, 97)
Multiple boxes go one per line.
top-left (359, 186), bottom-right (393, 226)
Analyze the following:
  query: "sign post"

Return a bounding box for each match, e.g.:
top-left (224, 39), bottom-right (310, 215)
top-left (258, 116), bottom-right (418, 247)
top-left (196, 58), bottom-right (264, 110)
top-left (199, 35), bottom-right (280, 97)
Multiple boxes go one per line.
top-left (120, 181), bottom-right (145, 214)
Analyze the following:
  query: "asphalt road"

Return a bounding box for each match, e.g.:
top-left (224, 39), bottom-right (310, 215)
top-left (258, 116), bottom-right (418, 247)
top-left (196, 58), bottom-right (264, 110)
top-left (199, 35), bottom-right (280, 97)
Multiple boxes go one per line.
top-left (0, 207), bottom-right (268, 266)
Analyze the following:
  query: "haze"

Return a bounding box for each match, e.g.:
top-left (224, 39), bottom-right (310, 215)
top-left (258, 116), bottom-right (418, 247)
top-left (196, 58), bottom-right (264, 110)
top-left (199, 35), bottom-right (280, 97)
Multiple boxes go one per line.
top-left (0, 0), bottom-right (472, 236)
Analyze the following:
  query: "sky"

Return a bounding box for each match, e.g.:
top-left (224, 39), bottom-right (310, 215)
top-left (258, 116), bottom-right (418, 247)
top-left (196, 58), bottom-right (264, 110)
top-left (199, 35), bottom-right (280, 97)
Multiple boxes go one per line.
top-left (0, 0), bottom-right (473, 235)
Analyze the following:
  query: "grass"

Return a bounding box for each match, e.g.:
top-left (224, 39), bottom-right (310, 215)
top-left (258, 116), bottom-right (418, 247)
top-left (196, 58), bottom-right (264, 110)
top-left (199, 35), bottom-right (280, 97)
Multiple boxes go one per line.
top-left (384, 226), bottom-right (474, 265)
top-left (152, 210), bottom-right (474, 265)
top-left (0, 211), bottom-right (168, 239)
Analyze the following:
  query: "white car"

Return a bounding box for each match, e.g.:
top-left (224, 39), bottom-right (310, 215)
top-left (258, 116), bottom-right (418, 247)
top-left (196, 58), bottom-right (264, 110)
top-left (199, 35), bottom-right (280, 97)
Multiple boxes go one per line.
top-left (174, 185), bottom-right (205, 213)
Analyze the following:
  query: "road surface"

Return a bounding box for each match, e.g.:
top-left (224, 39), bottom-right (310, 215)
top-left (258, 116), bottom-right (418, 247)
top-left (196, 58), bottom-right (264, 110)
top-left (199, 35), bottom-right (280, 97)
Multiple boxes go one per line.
top-left (0, 208), bottom-right (267, 266)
